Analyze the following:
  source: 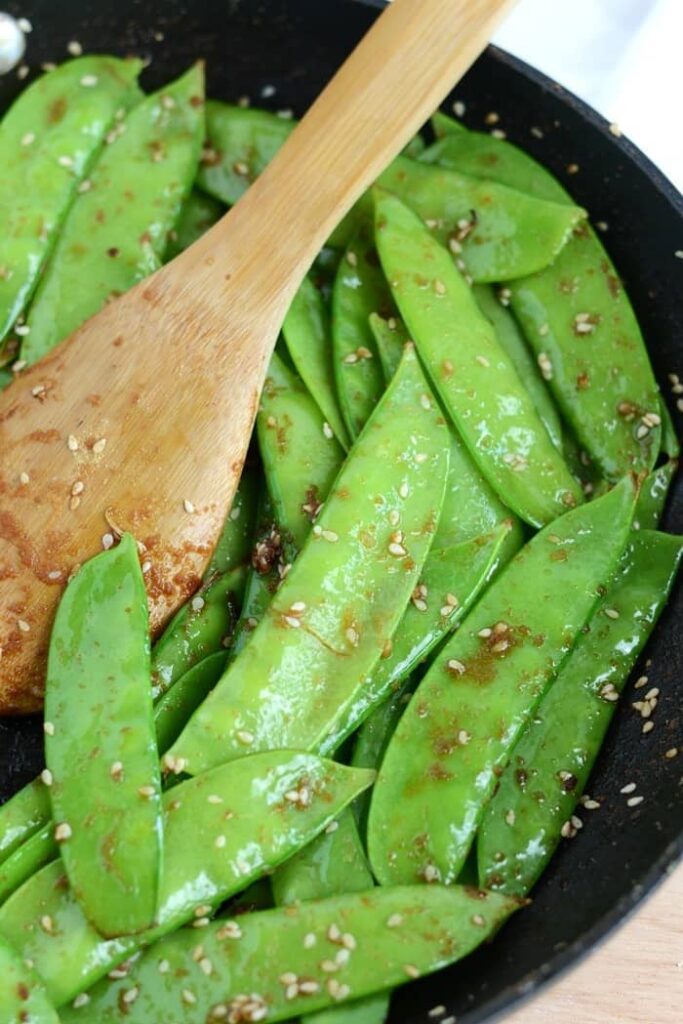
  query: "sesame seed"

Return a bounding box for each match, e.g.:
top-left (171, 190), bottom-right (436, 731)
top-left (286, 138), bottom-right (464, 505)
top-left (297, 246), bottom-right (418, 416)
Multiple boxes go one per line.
top-left (67, 434), bottom-right (79, 451)
top-left (19, 472), bottom-right (29, 485)
top-left (635, 424), bottom-right (650, 440)
top-left (43, 721), bottom-right (55, 736)
top-left (634, 675), bottom-right (649, 689)
top-left (17, 619), bottom-right (30, 633)
top-left (92, 437), bottom-right (107, 454)
top-left (389, 542), bottom-right (407, 557)
top-left (73, 993), bottom-right (90, 1008)
top-left (620, 782), bottom-right (637, 794)
top-left (110, 761), bottom-right (123, 780)
top-left (12, 359), bottom-right (27, 372)
top-left (644, 688), bottom-right (660, 701)
top-left (217, 921), bottom-right (243, 940)
top-left (608, 122), bottom-right (622, 137)
top-left (55, 822), bottom-right (72, 842)
top-left (300, 980), bottom-right (320, 995)
top-left (67, 40), bottom-right (83, 55)
top-left (138, 785), bottom-right (155, 799)
top-left (71, 480), bottom-right (84, 497)
top-left (40, 915), bottom-right (53, 934)
top-left (433, 279), bottom-right (446, 296)
top-left (642, 721), bottom-right (654, 734)
top-left (158, 958), bottom-right (171, 973)
top-left (17, 17), bottom-right (32, 32)
top-left (399, 482), bottom-right (409, 498)
top-left (505, 810), bottom-right (515, 826)
top-left (492, 640), bottom-right (509, 653)
top-left (193, 917), bottom-right (210, 928)
top-left (404, 964), bottom-right (420, 978)
top-left (420, 393), bottom-right (432, 409)
top-left (77, 179), bottom-right (92, 193)
top-left (530, 126), bottom-right (544, 138)
top-left (191, 596), bottom-right (205, 612)
top-left (321, 529), bottom-right (339, 543)
top-left (471, 914), bottom-right (486, 926)
top-left (215, 834), bottom-right (227, 848)
top-left (236, 730), bottom-right (254, 745)
top-left (321, 959), bottom-right (339, 973)
top-left (560, 820), bottom-right (576, 839)
top-left (571, 815), bottom-right (583, 830)
top-left (101, 533), bottom-right (115, 550)
top-left (325, 820), bottom-right (339, 833)
top-left (41, 769), bottom-right (53, 786)
top-left (342, 932), bottom-right (356, 950)
top-left (141, 560), bottom-right (152, 574)
top-left (21, 131), bottom-right (35, 146)
top-left (388, 509), bottom-right (400, 527)
top-left (627, 795), bottom-right (644, 807)
top-left (346, 250), bottom-right (357, 267)
top-left (199, 957), bottom-right (213, 976)
top-left (423, 864), bottom-right (440, 882)
top-left (537, 352), bottom-right (553, 380)
top-left (452, 100), bottom-right (466, 117)
top-left (429, 1007), bottom-right (447, 1018)
top-left (476, 355), bottom-right (490, 367)
top-left (345, 626), bottom-right (359, 646)
top-left (604, 608), bottom-right (620, 620)
top-left (161, 94), bottom-right (176, 110)
top-left (665, 747), bottom-right (678, 759)
top-left (322, 422), bottom-right (334, 439)
top-left (163, 753), bottom-right (187, 774)
top-left (447, 658), bottom-right (466, 676)
top-left (79, 73), bottom-right (98, 88)
top-left (57, 155), bottom-right (74, 168)
top-left (484, 111), bottom-right (499, 125)
top-left (582, 798), bottom-right (601, 810)
top-left (335, 948), bottom-right (350, 965)
top-left (183, 498), bottom-right (196, 514)
top-left (182, 989), bottom-right (197, 1005)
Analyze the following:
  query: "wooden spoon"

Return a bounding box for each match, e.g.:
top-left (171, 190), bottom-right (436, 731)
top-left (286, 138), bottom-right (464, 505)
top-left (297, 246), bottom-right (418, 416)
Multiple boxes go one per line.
top-left (0, 0), bottom-right (515, 712)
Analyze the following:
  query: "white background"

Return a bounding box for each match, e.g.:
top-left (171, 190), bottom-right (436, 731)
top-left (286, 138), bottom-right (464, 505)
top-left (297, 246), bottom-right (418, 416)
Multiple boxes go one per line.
top-left (493, 0), bottom-right (682, 189)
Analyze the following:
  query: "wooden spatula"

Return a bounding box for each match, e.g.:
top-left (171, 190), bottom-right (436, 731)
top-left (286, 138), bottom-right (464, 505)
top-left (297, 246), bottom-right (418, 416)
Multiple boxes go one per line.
top-left (0, 0), bottom-right (514, 712)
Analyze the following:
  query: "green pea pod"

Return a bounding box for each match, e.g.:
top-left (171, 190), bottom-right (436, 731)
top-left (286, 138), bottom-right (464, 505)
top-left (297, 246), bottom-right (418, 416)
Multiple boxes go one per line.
top-left (478, 529), bottom-right (683, 896)
top-left (367, 477), bottom-right (635, 886)
top-left (283, 277), bottom-right (351, 450)
top-left (333, 231), bottom-right (393, 439)
top-left (0, 753), bottom-right (373, 1006)
top-left (22, 63), bottom-right (205, 365)
top-left (153, 651), bottom-right (229, 755)
top-left (258, 353), bottom-right (345, 552)
top-left (321, 525), bottom-right (514, 755)
top-left (0, 933), bottom-right (59, 1024)
top-left (44, 532), bottom-right (161, 938)
top-left (272, 810), bottom-right (389, 1024)
top-left (403, 133), bottom-right (426, 158)
top-left (205, 467), bottom-right (259, 577)
top-left (0, 825), bottom-right (57, 906)
top-left (634, 461), bottom-right (677, 529)
top-left (374, 190), bottom-right (582, 528)
top-left (197, 101), bottom-right (294, 205)
top-left (332, 155), bottom-right (585, 282)
top-left (312, 247), bottom-right (343, 295)
top-left (350, 687), bottom-right (412, 839)
top-left (659, 398), bottom-right (680, 459)
top-left (431, 111), bottom-right (467, 138)
top-left (368, 312), bottom-right (407, 383)
top-left (228, 491), bottom-right (283, 659)
top-left (60, 884), bottom-right (521, 1024)
top-left (421, 132), bottom-right (662, 478)
top-left (472, 284), bottom-right (563, 452)
top-left (0, 779), bottom-right (51, 866)
top-left (0, 55), bottom-right (142, 345)
top-left (167, 346), bottom-right (449, 777)
top-left (151, 564), bottom-right (245, 699)
top-left (166, 188), bottom-right (224, 258)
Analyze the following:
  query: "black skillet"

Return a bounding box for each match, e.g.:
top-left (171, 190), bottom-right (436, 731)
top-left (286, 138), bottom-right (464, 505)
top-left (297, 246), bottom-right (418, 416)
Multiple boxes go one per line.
top-left (0, 1), bottom-right (681, 1020)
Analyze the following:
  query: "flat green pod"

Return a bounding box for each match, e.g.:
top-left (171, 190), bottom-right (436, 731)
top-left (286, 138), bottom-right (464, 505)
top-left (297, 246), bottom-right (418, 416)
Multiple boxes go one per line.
top-left (0, 933), bottom-right (59, 1023)
top-left (0, 825), bottom-right (57, 906)
top-left (167, 347), bottom-right (449, 776)
top-left (374, 190), bottom-right (582, 527)
top-left (283, 276), bottom-right (351, 449)
top-left (332, 230), bottom-right (394, 440)
top-left (44, 533), bottom-right (161, 938)
top-left (166, 187), bottom-right (224, 258)
top-left (205, 467), bottom-right (259, 577)
top-left (368, 312), bottom-right (407, 383)
top-left (153, 651), bottom-right (229, 754)
top-left (0, 778), bottom-right (51, 867)
top-left (60, 884), bottom-right (521, 1024)
top-left (0, 55), bottom-right (142, 344)
top-left (367, 478), bottom-right (635, 885)
top-left (258, 352), bottom-right (345, 551)
top-left (23, 63), bottom-right (205, 364)
top-left (423, 132), bottom-right (662, 478)
top-left (634, 461), bottom-right (677, 529)
top-left (197, 101), bottom-right (294, 205)
top-left (0, 753), bottom-right (373, 1007)
top-left (332, 155), bottom-right (585, 282)
top-left (478, 529), bottom-right (683, 896)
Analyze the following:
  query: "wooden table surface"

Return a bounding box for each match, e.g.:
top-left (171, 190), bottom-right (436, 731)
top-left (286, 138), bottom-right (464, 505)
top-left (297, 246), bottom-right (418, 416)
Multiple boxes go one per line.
top-left (503, 863), bottom-right (683, 1023)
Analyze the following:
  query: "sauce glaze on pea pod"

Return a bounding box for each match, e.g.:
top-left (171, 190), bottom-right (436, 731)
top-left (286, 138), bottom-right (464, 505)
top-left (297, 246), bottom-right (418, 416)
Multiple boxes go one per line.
top-left (374, 190), bottom-right (582, 528)
top-left (60, 884), bottom-right (521, 1024)
top-left (0, 933), bottom-right (59, 1024)
top-left (478, 529), bottom-right (683, 896)
top-left (0, 753), bottom-right (373, 1006)
top-left (634, 460), bottom-right (677, 530)
top-left (332, 154), bottom-right (585, 282)
top-left (0, 55), bottom-right (142, 346)
top-left (283, 276), bottom-right (351, 450)
top-left (367, 477), bottom-right (636, 886)
top-left (332, 228), bottom-right (394, 439)
top-left (0, 824), bottom-right (57, 906)
top-left (44, 533), bottom-right (162, 938)
top-left (423, 131), bottom-right (661, 478)
top-left (167, 347), bottom-right (449, 777)
top-left (22, 63), bottom-right (205, 365)
top-left (153, 651), bottom-right (229, 755)
top-left (258, 352), bottom-right (345, 552)
top-left (197, 101), bottom-right (294, 205)
top-left (0, 778), bottom-right (51, 867)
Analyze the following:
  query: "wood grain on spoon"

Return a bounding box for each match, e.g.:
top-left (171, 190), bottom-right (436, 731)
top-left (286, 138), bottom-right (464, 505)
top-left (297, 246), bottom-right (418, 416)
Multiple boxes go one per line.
top-left (0, 0), bottom-right (515, 712)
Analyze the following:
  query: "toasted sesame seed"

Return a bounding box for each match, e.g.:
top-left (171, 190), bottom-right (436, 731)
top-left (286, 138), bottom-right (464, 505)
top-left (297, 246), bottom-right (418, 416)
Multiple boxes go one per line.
top-left (43, 721), bottom-right (55, 736)
top-left (299, 980), bottom-right (320, 995)
top-left (452, 100), bottom-right (466, 117)
top-left (389, 541), bottom-right (407, 557)
top-left (55, 822), bottom-right (72, 842)
top-left (236, 730), bottom-right (254, 745)
top-left (40, 915), bottom-right (53, 933)
top-left (608, 122), bottom-right (622, 137)
top-left (101, 533), bottom-right (115, 550)
top-left (77, 178), bottom-right (92, 193)
top-left (72, 992), bottom-right (90, 1009)
top-left (217, 921), bottom-right (243, 940)
top-left (138, 785), bottom-right (155, 799)
top-left (404, 964), bottom-right (420, 978)
top-left (21, 131), bottom-right (35, 146)
top-left (321, 529), bottom-right (339, 543)
top-left (476, 355), bottom-right (490, 367)
top-left (399, 482), bottom-right (409, 498)
top-left (642, 721), bottom-right (654, 734)
top-left (627, 795), bottom-right (644, 807)
top-left (321, 959), bottom-right (339, 973)
top-left (644, 687), bottom-right (659, 701)
top-left (447, 658), bottom-right (466, 676)
top-left (665, 747), bottom-right (678, 759)
top-left (582, 798), bottom-right (601, 810)
top-left (322, 421), bottom-right (334, 439)
top-left (604, 608), bottom-right (620, 620)
top-left (183, 498), bottom-right (196, 514)
top-left (325, 820), bottom-right (339, 834)
top-left (620, 782), bottom-right (636, 794)
top-left (191, 596), bottom-right (205, 612)
top-left (41, 769), bottom-right (53, 786)
top-left (345, 626), bottom-right (360, 646)
top-left (92, 437), bottom-right (107, 454)
top-left (423, 864), bottom-right (440, 882)
top-left (505, 810), bottom-right (516, 826)
top-left (335, 948), bottom-right (350, 965)
top-left (471, 914), bottom-right (486, 926)
top-left (18, 471), bottom-right (29, 485)
top-left (429, 1007), bottom-right (447, 1019)
top-left (17, 618), bottom-right (30, 633)
top-left (57, 155), bottom-right (74, 169)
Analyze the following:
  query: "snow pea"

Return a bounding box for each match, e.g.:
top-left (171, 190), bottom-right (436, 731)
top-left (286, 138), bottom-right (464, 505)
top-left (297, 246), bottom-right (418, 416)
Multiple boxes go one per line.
top-left (60, 884), bottom-right (521, 1024)
top-left (228, 491), bottom-right (283, 659)
top-left (22, 63), bottom-right (205, 365)
top-left (151, 565), bottom-right (246, 699)
top-left (258, 353), bottom-right (345, 552)
top-left (430, 110), bottom-right (467, 138)
top-left (197, 101), bottom-right (294, 206)
top-left (332, 155), bottom-right (585, 282)
top-left (0, 825), bottom-right (57, 906)
top-left (374, 190), bottom-right (582, 528)
top-left (321, 526), bottom-right (513, 756)
top-left (367, 477), bottom-right (635, 885)
top-left (283, 276), bottom-right (351, 450)
top-left (166, 188), bottom-right (224, 259)
top-left (0, 933), bottom-right (59, 1024)
top-left (0, 55), bottom-right (142, 346)
top-left (350, 688), bottom-right (409, 837)
top-left (472, 283), bottom-right (563, 452)
top-left (368, 312), bottom-right (406, 383)
top-left (659, 398), bottom-right (680, 459)
top-left (634, 461), bottom-right (677, 529)
top-left (44, 533), bottom-right (161, 938)
top-left (271, 809), bottom-right (390, 1024)
top-left (0, 779), bottom-right (51, 867)
top-left (332, 228), bottom-right (394, 439)
top-left (153, 651), bottom-right (229, 755)
top-left (422, 132), bottom-right (662, 478)
top-left (478, 529), bottom-right (683, 896)
top-left (0, 753), bottom-right (373, 1007)
top-left (205, 467), bottom-right (259, 577)
top-left (167, 346), bottom-right (449, 776)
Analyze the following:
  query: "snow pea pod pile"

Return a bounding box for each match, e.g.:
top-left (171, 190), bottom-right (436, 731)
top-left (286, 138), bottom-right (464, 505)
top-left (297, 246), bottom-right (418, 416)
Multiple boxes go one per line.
top-left (0, 59), bottom-right (680, 1024)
